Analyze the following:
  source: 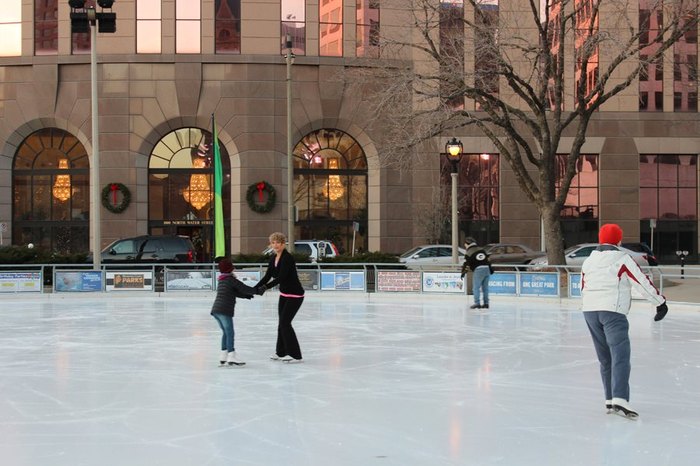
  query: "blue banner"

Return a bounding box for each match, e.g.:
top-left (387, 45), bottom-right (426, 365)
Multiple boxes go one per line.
top-left (488, 273), bottom-right (518, 296)
top-left (519, 273), bottom-right (559, 297)
top-left (55, 271), bottom-right (103, 292)
top-left (320, 271), bottom-right (365, 291)
top-left (569, 273), bottom-right (582, 298)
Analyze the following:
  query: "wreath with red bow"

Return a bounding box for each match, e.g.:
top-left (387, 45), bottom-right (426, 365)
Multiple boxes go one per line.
top-left (101, 183), bottom-right (132, 214)
top-left (246, 181), bottom-right (276, 214)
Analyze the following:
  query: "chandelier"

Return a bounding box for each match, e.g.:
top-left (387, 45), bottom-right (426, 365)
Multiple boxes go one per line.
top-left (52, 158), bottom-right (72, 202)
top-left (183, 157), bottom-right (213, 210)
top-left (323, 158), bottom-right (345, 201)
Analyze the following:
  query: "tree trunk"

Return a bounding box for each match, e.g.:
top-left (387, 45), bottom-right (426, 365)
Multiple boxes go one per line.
top-left (541, 203), bottom-right (566, 265)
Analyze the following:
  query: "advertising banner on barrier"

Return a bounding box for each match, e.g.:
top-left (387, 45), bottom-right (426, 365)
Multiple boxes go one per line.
top-left (377, 270), bottom-right (422, 292)
top-left (569, 273), bottom-right (582, 298)
top-left (55, 271), bottom-right (103, 292)
top-left (488, 272), bottom-right (518, 296)
top-left (166, 271), bottom-right (214, 291)
top-left (105, 271), bottom-right (153, 292)
top-left (218, 270), bottom-right (261, 289)
top-left (519, 273), bottom-right (559, 297)
top-left (422, 272), bottom-right (465, 293)
top-left (297, 269), bottom-right (320, 290)
top-left (320, 271), bottom-right (365, 291)
top-left (0, 272), bottom-right (42, 293)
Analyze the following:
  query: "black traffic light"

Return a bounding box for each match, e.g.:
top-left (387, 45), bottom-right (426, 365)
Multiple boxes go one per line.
top-left (97, 12), bottom-right (116, 33)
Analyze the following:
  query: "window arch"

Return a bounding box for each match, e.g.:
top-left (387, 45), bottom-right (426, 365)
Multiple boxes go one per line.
top-left (148, 127), bottom-right (231, 262)
top-left (293, 129), bottom-right (368, 254)
top-left (12, 128), bottom-right (90, 252)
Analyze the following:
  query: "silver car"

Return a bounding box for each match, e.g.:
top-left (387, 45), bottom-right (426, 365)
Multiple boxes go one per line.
top-left (399, 244), bottom-right (466, 268)
top-left (529, 243), bottom-right (650, 268)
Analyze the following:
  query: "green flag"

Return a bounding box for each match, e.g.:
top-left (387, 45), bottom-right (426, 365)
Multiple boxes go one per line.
top-left (212, 115), bottom-right (225, 259)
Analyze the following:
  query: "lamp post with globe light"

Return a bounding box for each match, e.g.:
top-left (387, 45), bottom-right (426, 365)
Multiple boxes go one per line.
top-left (68, 0), bottom-right (117, 270)
top-left (444, 138), bottom-right (464, 264)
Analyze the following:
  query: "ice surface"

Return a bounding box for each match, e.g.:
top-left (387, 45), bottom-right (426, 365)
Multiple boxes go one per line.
top-left (0, 292), bottom-right (699, 466)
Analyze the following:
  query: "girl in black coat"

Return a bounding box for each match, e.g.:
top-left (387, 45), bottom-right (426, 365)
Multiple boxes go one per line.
top-left (211, 258), bottom-right (259, 366)
top-left (255, 232), bottom-right (305, 363)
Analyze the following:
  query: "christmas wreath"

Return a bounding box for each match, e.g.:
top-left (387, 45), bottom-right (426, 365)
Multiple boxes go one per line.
top-left (101, 183), bottom-right (132, 214)
top-left (246, 181), bottom-right (276, 214)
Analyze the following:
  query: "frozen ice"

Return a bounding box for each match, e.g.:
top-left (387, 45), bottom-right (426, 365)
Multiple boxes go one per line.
top-left (0, 292), bottom-right (699, 466)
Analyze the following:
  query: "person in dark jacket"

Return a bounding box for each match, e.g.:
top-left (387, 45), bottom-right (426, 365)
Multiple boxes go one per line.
top-left (460, 237), bottom-right (493, 309)
top-left (211, 257), bottom-right (259, 366)
top-left (255, 232), bottom-right (305, 363)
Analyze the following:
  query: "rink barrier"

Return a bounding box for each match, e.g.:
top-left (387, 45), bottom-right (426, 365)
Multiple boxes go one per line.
top-left (0, 263), bottom-right (698, 302)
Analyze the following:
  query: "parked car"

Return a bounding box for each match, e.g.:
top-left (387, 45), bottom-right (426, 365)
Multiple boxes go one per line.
top-left (529, 243), bottom-right (650, 268)
top-left (621, 242), bottom-right (659, 266)
top-left (398, 244), bottom-right (466, 268)
top-left (263, 240), bottom-right (339, 261)
top-left (97, 235), bottom-right (196, 264)
top-left (485, 243), bottom-right (544, 265)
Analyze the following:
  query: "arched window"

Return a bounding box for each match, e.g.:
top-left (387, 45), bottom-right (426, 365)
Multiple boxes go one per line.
top-left (293, 129), bottom-right (368, 254)
top-left (12, 128), bottom-right (90, 252)
top-left (148, 127), bottom-right (231, 262)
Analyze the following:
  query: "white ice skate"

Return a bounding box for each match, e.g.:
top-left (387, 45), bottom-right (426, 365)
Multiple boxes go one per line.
top-left (611, 398), bottom-right (638, 420)
top-left (219, 350), bottom-right (228, 366)
top-left (280, 355), bottom-right (303, 363)
top-left (226, 351), bottom-right (246, 366)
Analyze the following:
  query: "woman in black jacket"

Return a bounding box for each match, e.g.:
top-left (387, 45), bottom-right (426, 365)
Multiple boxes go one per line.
top-left (255, 232), bottom-right (305, 363)
top-left (211, 258), bottom-right (259, 366)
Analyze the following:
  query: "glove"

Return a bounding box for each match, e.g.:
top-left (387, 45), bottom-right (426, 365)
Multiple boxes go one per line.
top-left (255, 284), bottom-right (267, 296)
top-left (460, 272), bottom-right (465, 279)
top-left (654, 302), bottom-right (668, 322)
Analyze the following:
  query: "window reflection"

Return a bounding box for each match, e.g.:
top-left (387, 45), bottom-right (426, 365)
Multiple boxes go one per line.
top-left (475, 1), bottom-right (499, 109)
top-left (12, 128), bottom-right (89, 252)
top-left (1, 0), bottom-right (22, 57)
top-left (216, 0), bottom-right (241, 54)
top-left (639, 0), bottom-right (664, 111)
top-left (640, 154), bottom-right (698, 220)
top-left (555, 154), bottom-right (599, 218)
top-left (177, 0), bottom-right (201, 53)
top-left (356, 0), bottom-right (380, 58)
top-left (282, 0), bottom-right (305, 54)
top-left (320, 0), bottom-right (343, 56)
top-left (35, 0), bottom-right (58, 55)
top-left (439, 0), bottom-right (464, 110)
top-left (673, 0), bottom-right (698, 112)
top-left (293, 129), bottom-right (368, 254)
top-left (137, 0), bottom-right (162, 53)
top-left (72, 0), bottom-right (95, 55)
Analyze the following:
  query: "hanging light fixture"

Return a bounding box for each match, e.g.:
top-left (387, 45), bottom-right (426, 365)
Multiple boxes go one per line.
top-left (323, 158), bottom-right (345, 201)
top-left (52, 158), bottom-right (72, 202)
top-left (183, 157), bottom-right (213, 210)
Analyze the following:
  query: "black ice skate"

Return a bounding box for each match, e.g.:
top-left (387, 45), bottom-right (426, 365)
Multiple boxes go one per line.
top-left (611, 398), bottom-right (638, 420)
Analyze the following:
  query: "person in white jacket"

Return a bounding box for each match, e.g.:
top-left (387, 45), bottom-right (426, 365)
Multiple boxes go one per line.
top-left (581, 223), bottom-right (668, 419)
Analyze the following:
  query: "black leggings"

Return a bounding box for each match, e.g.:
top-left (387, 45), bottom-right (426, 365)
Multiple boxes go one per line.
top-left (276, 296), bottom-right (304, 359)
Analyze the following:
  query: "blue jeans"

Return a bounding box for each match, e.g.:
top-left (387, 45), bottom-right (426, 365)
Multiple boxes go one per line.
top-left (583, 311), bottom-right (631, 401)
top-left (212, 313), bottom-right (235, 352)
top-left (472, 266), bottom-right (490, 305)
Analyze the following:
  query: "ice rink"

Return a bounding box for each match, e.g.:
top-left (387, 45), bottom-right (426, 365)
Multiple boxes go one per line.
top-left (1, 292), bottom-right (699, 466)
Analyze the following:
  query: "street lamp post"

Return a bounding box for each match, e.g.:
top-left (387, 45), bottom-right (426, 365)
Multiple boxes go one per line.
top-left (285, 35), bottom-right (296, 252)
top-left (69, 0), bottom-right (117, 271)
top-left (445, 138), bottom-right (464, 264)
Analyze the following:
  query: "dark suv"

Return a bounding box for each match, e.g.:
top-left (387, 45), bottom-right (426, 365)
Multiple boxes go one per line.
top-left (622, 242), bottom-right (659, 266)
top-left (100, 235), bottom-right (196, 263)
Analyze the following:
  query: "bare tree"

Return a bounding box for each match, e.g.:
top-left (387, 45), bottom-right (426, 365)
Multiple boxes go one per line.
top-left (416, 185), bottom-right (453, 243)
top-left (353, 0), bottom-right (698, 264)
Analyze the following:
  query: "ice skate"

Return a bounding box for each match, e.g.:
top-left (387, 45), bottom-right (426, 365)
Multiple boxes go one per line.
top-left (611, 398), bottom-right (638, 419)
top-left (226, 351), bottom-right (246, 366)
top-left (280, 355), bottom-right (303, 363)
top-left (481, 304), bottom-right (489, 310)
top-left (470, 304), bottom-right (481, 309)
top-left (605, 400), bottom-right (613, 413)
top-left (219, 350), bottom-right (228, 366)
top-left (270, 353), bottom-right (281, 360)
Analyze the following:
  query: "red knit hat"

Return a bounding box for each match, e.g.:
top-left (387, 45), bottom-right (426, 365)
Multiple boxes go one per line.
top-left (218, 258), bottom-right (234, 273)
top-left (598, 224), bottom-right (623, 245)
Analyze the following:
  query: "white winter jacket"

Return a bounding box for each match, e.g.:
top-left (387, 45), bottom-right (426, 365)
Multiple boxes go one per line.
top-left (581, 246), bottom-right (665, 315)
